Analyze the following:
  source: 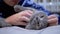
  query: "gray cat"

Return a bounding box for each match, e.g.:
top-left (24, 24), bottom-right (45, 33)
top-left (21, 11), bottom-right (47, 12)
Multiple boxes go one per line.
top-left (14, 5), bottom-right (48, 30)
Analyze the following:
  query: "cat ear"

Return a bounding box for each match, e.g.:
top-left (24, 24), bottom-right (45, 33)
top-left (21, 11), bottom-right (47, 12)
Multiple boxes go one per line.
top-left (14, 5), bottom-right (26, 12)
top-left (14, 5), bottom-right (36, 13)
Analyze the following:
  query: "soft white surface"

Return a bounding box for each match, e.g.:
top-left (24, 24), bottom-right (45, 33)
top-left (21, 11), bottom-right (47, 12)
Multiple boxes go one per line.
top-left (0, 26), bottom-right (42, 34)
top-left (0, 25), bottom-right (60, 34)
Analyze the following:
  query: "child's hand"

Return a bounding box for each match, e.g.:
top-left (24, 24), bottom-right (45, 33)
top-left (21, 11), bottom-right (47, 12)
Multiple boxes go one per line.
top-left (5, 10), bottom-right (33, 26)
top-left (48, 15), bottom-right (58, 26)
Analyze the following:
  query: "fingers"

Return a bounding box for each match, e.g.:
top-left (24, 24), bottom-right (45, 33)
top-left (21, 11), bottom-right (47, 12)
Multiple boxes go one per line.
top-left (48, 15), bottom-right (57, 20)
top-left (19, 10), bottom-right (34, 18)
top-left (25, 10), bottom-right (33, 14)
top-left (48, 15), bottom-right (58, 23)
top-left (10, 16), bottom-right (29, 26)
top-left (19, 16), bottom-right (30, 22)
top-left (23, 10), bottom-right (33, 15)
top-left (48, 18), bottom-right (58, 24)
top-left (48, 15), bottom-right (58, 26)
top-left (18, 10), bottom-right (33, 25)
top-left (23, 12), bottom-right (32, 18)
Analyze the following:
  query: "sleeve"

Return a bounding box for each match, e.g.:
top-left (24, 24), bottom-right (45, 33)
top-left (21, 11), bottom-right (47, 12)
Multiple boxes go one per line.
top-left (58, 16), bottom-right (60, 24)
top-left (19, 0), bottom-right (51, 16)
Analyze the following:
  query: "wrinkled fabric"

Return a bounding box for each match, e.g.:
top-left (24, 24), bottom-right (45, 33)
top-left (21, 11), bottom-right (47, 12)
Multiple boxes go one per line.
top-left (0, 25), bottom-right (60, 34)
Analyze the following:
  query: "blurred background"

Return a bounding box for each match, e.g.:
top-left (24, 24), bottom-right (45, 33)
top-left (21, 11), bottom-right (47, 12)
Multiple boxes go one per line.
top-left (33, 0), bottom-right (59, 13)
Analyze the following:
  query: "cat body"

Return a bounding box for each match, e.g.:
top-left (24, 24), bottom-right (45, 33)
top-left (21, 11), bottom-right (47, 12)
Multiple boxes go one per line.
top-left (14, 5), bottom-right (48, 30)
